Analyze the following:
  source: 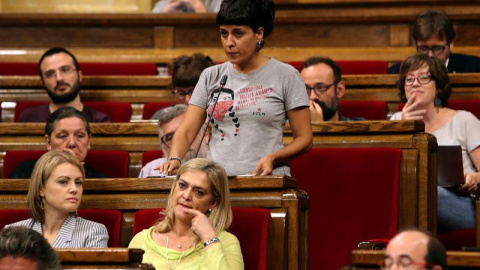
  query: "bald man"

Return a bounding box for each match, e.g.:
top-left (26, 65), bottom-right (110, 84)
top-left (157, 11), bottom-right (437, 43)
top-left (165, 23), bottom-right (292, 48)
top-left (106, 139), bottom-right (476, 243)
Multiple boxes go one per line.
top-left (383, 230), bottom-right (447, 270)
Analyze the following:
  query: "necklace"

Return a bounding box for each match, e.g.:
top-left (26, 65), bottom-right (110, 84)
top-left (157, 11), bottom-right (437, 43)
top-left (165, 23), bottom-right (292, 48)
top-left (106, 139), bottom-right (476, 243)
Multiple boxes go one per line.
top-left (165, 232), bottom-right (193, 269)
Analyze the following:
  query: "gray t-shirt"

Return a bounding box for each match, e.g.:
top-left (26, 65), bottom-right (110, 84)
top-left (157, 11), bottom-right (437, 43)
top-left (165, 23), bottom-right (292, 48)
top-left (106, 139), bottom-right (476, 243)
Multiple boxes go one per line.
top-left (391, 110), bottom-right (480, 173)
top-left (152, 0), bottom-right (221, 13)
top-left (190, 58), bottom-right (309, 176)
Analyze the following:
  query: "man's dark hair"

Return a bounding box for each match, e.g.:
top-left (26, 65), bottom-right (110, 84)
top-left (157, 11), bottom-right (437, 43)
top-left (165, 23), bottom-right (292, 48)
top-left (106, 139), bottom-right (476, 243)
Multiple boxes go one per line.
top-left (172, 54), bottom-right (214, 88)
top-left (0, 226), bottom-right (60, 270)
top-left (301, 56), bottom-right (343, 83)
top-left (425, 233), bottom-right (448, 270)
top-left (216, 0), bottom-right (275, 49)
top-left (45, 107), bottom-right (91, 137)
top-left (413, 10), bottom-right (456, 44)
top-left (38, 47), bottom-right (80, 80)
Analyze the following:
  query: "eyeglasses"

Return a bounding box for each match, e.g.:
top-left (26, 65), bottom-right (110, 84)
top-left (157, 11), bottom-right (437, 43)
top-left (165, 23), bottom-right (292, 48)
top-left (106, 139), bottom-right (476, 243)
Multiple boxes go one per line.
top-left (404, 73), bottom-right (432, 86)
top-left (160, 131), bottom-right (174, 146)
top-left (172, 87), bottom-right (195, 98)
top-left (379, 256), bottom-right (436, 269)
top-left (416, 44), bottom-right (448, 56)
top-left (43, 65), bottom-right (76, 79)
top-left (306, 82), bottom-right (338, 96)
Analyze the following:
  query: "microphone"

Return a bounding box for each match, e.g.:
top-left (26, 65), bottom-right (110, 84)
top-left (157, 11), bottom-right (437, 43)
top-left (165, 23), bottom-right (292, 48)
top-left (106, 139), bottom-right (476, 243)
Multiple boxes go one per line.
top-left (194, 75), bottom-right (228, 158)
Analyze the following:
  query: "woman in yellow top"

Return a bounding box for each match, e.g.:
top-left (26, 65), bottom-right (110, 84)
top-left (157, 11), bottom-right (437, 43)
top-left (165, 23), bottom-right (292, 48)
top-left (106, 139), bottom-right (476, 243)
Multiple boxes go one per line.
top-left (129, 158), bottom-right (244, 269)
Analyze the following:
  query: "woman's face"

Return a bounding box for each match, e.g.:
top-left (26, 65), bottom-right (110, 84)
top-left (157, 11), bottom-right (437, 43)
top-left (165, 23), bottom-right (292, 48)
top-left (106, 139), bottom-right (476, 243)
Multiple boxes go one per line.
top-left (220, 25), bottom-right (263, 67)
top-left (172, 170), bottom-right (217, 223)
top-left (46, 117), bottom-right (90, 162)
top-left (404, 65), bottom-right (437, 106)
top-left (39, 162), bottom-right (84, 215)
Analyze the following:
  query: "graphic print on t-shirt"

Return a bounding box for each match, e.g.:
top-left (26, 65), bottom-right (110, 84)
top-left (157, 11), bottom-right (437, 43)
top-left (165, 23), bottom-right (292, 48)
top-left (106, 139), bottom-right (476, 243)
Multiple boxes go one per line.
top-left (207, 84), bottom-right (273, 141)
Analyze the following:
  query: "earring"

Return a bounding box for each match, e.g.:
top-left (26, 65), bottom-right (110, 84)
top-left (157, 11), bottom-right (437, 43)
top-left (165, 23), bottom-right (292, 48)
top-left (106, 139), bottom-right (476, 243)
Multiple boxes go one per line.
top-left (207, 208), bottom-right (212, 213)
top-left (256, 38), bottom-right (264, 50)
top-left (434, 97), bottom-right (442, 106)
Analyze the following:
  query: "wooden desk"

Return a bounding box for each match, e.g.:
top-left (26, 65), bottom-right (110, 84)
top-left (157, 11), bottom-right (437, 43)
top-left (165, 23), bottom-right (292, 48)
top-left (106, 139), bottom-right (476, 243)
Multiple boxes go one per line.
top-left (0, 176), bottom-right (308, 270)
top-left (350, 250), bottom-right (480, 270)
top-left (57, 248), bottom-right (154, 269)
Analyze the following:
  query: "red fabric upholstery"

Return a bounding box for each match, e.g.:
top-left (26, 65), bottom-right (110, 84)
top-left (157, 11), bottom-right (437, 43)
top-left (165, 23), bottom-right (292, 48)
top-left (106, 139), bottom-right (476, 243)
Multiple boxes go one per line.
top-left (142, 102), bottom-right (177, 120)
top-left (14, 101), bottom-right (132, 122)
top-left (338, 100), bottom-right (388, 120)
top-left (3, 150), bottom-right (129, 178)
top-left (448, 100), bottom-right (480, 119)
top-left (0, 209), bottom-right (121, 247)
top-left (0, 209), bottom-right (30, 230)
top-left (2, 150), bottom-right (46, 178)
top-left (437, 229), bottom-right (476, 251)
top-left (291, 147), bottom-right (401, 270)
top-left (141, 150), bottom-right (164, 167)
top-left (85, 150), bottom-right (129, 178)
top-left (0, 62), bottom-right (157, 76)
top-left (133, 207), bottom-right (270, 270)
top-left (287, 60), bottom-right (388, 74)
top-left (77, 209), bottom-right (123, 247)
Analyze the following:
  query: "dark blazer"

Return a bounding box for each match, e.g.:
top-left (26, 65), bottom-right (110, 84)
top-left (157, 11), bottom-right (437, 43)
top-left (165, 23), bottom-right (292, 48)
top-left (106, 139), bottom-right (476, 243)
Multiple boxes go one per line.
top-left (387, 53), bottom-right (480, 74)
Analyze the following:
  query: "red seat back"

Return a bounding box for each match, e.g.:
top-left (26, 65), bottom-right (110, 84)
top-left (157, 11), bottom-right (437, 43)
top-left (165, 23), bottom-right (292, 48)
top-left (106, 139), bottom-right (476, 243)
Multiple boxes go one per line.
top-left (437, 229), bottom-right (476, 251)
top-left (291, 148), bottom-right (401, 270)
top-left (3, 150), bottom-right (129, 178)
top-left (14, 101), bottom-right (131, 122)
top-left (288, 60), bottom-right (388, 74)
top-left (141, 150), bottom-right (164, 167)
top-left (142, 102), bottom-right (177, 120)
top-left (133, 207), bottom-right (269, 270)
top-left (77, 209), bottom-right (122, 247)
top-left (338, 100), bottom-right (388, 120)
top-left (0, 209), bottom-right (121, 247)
top-left (398, 99), bottom-right (480, 120)
top-left (0, 62), bottom-right (157, 76)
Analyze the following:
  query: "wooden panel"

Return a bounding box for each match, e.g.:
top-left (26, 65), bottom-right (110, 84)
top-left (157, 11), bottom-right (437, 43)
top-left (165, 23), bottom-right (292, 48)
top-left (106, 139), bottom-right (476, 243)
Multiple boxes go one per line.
top-left (455, 23), bottom-right (480, 46)
top-left (389, 24), bottom-right (411, 46)
top-left (153, 27), bottom-right (174, 48)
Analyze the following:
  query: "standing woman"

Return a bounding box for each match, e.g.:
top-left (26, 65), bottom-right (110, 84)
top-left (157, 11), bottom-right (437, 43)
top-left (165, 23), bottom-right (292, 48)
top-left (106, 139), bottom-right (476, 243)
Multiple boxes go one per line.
top-left (391, 54), bottom-right (480, 232)
top-left (129, 158), bottom-right (244, 269)
top-left (160, 0), bottom-right (312, 176)
top-left (5, 151), bottom-right (109, 248)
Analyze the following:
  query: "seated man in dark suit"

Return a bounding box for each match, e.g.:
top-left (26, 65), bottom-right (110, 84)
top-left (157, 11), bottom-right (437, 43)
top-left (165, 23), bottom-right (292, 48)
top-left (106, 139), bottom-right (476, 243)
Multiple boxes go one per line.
top-left (388, 10), bottom-right (480, 74)
top-left (9, 107), bottom-right (107, 178)
top-left (300, 56), bottom-right (366, 122)
top-left (18, 47), bottom-right (111, 122)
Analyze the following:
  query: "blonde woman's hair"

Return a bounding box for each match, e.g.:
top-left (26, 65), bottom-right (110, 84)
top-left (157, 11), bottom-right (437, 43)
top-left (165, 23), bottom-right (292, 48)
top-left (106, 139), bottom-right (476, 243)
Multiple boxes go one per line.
top-left (153, 158), bottom-right (232, 245)
top-left (28, 151), bottom-right (85, 224)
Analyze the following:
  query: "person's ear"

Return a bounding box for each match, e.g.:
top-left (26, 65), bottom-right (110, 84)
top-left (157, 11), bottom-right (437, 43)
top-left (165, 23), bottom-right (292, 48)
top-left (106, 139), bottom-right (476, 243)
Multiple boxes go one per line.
top-left (45, 135), bottom-right (52, 151)
top-left (256, 27), bottom-right (264, 41)
top-left (209, 199), bottom-right (218, 211)
top-left (78, 69), bottom-right (83, 83)
top-left (448, 40), bottom-right (454, 51)
top-left (39, 188), bottom-right (45, 198)
top-left (336, 80), bottom-right (346, 99)
top-left (433, 265), bottom-right (442, 270)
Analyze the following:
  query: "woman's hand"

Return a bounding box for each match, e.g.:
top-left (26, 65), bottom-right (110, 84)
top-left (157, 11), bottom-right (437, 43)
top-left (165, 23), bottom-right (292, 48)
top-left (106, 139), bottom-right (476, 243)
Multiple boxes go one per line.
top-left (155, 159), bottom-right (181, 175)
top-left (252, 154), bottom-right (275, 176)
top-left (184, 208), bottom-right (216, 242)
top-left (459, 172), bottom-right (480, 193)
top-left (401, 94), bottom-right (426, 120)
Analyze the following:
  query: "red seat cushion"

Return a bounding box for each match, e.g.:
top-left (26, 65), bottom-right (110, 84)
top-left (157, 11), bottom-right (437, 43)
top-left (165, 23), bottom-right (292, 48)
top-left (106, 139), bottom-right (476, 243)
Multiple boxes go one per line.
top-left (77, 209), bottom-right (123, 247)
top-left (0, 209), bottom-right (30, 230)
top-left (291, 147), bottom-right (401, 270)
top-left (338, 100), bottom-right (388, 120)
top-left (142, 102), bottom-right (177, 120)
top-left (2, 150), bottom-right (46, 178)
top-left (0, 62), bottom-right (157, 76)
top-left (14, 101), bottom-right (131, 122)
top-left (133, 207), bottom-right (269, 270)
top-left (141, 150), bottom-right (164, 167)
top-left (288, 60), bottom-right (388, 74)
top-left (438, 229), bottom-right (476, 251)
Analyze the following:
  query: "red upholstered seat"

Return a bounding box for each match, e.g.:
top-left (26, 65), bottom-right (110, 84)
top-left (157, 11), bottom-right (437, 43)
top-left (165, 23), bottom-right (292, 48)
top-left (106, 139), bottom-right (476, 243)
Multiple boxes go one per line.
top-left (2, 150), bottom-right (129, 178)
top-left (133, 207), bottom-right (269, 270)
top-left (0, 62), bottom-right (157, 76)
top-left (0, 209), bottom-right (121, 247)
top-left (437, 229), bottom-right (476, 251)
top-left (14, 101), bottom-right (132, 122)
top-left (142, 102), bottom-right (177, 120)
top-left (77, 209), bottom-right (123, 247)
top-left (398, 99), bottom-right (480, 120)
top-left (338, 100), bottom-right (388, 120)
top-left (291, 147), bottom-right (401, 270)
top-left (141, 150), bottom-right (164, 167)
top-left (287, 60), bottom-right (388, 74)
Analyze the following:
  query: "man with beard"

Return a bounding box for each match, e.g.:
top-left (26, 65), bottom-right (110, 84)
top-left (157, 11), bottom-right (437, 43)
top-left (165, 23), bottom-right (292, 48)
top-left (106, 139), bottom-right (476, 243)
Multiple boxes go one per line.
top-left (138, 104), bottom-right (209, 178)
top-left (18, 47), bottom-right (111, 122)
top-left (300, 57), bottom-right (365, 122)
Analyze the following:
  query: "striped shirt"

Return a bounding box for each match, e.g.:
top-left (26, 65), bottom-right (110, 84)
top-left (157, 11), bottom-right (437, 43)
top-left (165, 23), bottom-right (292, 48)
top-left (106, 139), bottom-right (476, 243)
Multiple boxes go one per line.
top-left (5, 216), bottom-right (109, 248)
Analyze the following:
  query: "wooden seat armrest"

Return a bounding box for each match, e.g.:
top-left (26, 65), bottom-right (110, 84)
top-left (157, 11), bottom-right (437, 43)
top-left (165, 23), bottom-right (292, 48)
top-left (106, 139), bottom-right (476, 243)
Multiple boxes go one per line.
top-left (357, 240), bottom-right (387, 250)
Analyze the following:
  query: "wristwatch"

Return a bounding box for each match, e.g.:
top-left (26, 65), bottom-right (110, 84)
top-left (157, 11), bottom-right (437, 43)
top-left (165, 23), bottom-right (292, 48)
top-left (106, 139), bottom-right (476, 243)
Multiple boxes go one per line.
top-left (204, 237), bottom-right (220, 247)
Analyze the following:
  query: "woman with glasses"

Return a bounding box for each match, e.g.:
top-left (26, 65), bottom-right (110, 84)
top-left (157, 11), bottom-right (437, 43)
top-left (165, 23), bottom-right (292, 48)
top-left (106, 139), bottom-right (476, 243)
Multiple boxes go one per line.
top-left (390, 53), bottom-right (480, 232)
top-left (158, 0), bottom-right (312, 177)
